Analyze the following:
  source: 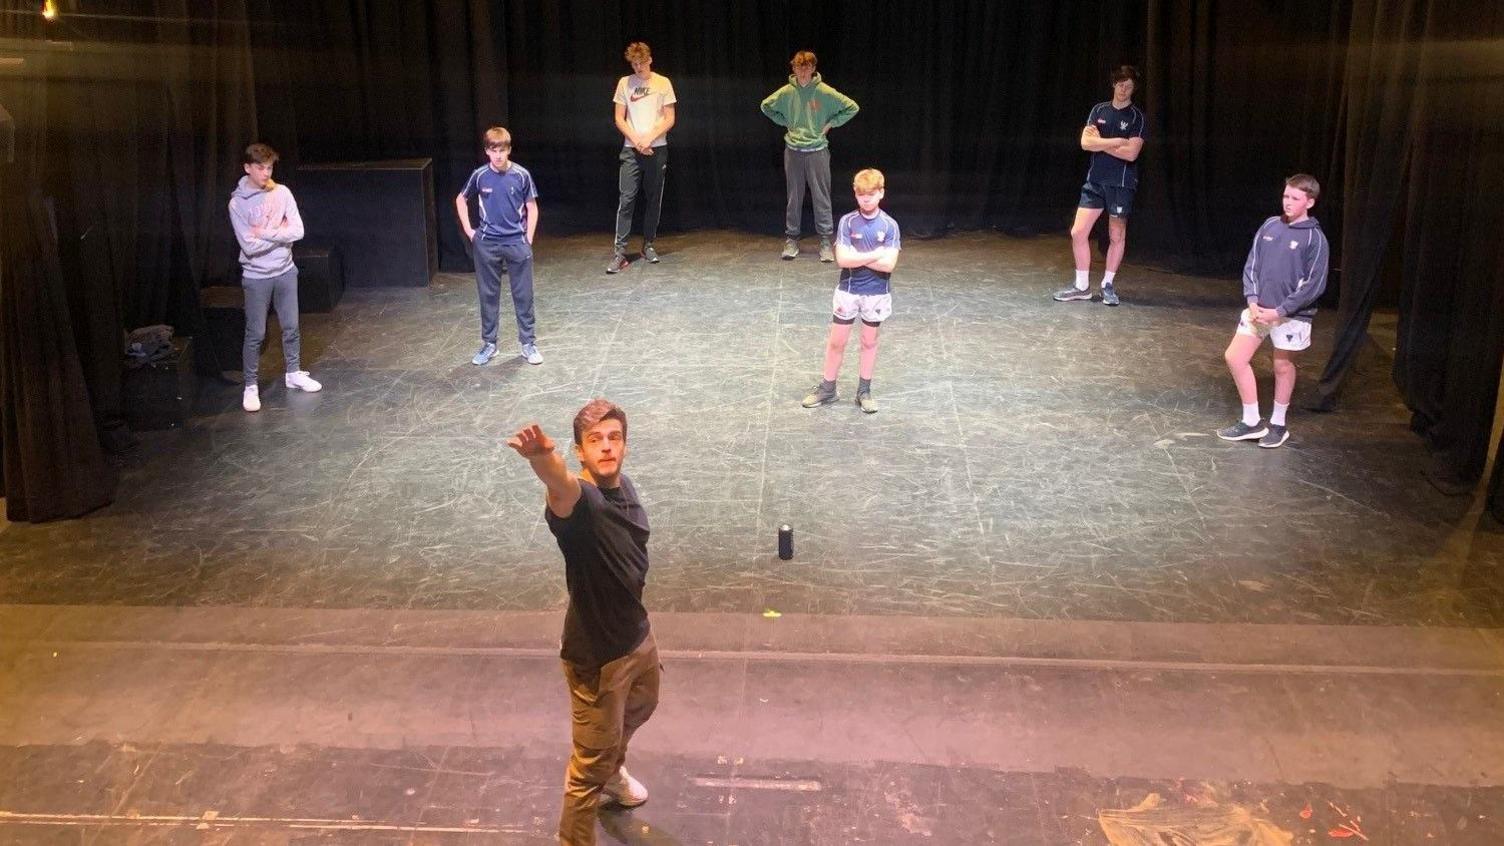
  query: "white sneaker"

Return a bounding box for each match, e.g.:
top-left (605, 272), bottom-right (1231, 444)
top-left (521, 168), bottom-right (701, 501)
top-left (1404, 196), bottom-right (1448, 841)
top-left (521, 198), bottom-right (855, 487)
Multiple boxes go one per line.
top-left (602, 767), bottom-right (648, 807)
top-left (284, 371), bottom-right (322, 392)
top-left (242, 385), bottom-right (261, 413)
top-left (521, 343), bottom-right (543, 365)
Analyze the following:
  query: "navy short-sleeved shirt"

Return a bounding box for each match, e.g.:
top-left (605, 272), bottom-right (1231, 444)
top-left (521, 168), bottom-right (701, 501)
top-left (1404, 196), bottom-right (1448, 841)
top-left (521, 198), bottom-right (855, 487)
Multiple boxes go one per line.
top-left (545, 476), bottom-right (651, 669)
top-left (1084, 101), bottom-right (1146, 190)
top-left (461, 162), bottom-right (537, 242)
top-left (836, 209), bottom-right (902, 295)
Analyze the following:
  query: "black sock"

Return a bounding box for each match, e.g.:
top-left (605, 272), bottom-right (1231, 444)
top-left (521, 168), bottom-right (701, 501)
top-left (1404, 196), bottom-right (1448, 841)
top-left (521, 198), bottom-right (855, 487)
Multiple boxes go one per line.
top-left (820, 379), bottom-right (836, 393)
top-left (858, 378), bottom-right (871, 394)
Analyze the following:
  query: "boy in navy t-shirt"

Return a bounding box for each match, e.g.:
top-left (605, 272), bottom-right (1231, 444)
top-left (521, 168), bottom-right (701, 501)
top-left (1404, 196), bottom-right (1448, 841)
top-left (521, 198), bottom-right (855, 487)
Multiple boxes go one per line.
top-left (455, 126), bottom-right (542, 366)
top-left (1053, 65), bottom-right (1145, 307)
top-left (802, 168), bottom-right (901, 414)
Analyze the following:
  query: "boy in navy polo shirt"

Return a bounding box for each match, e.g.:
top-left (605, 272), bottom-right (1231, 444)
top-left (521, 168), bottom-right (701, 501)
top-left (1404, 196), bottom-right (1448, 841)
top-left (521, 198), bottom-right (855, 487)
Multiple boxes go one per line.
top-left (1054, 65), bottom-right (1145, 307)
top-left (1217, 174), bottom-right (1329, 449)
top-left (802, 168), bottom-right (900, 414)
top-left (456, 126), bottom-right (542, 366)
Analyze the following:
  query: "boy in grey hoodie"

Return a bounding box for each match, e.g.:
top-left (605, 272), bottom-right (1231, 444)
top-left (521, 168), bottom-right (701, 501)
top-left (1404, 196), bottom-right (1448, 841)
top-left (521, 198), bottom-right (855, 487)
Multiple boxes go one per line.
top-left (1217, 174), bottom-right (1329, 448)
top-left (761, 51), bottom-right (859, 262)
top-left (228, 142), bottom-right (321, 412)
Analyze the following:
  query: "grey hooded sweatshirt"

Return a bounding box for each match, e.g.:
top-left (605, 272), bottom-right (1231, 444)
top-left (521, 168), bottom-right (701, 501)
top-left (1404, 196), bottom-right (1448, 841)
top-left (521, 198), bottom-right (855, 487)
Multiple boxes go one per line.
top-left (228, 176), bottom-right (305, 279)
top-left (1242, 215), bottom-right (1329, 322)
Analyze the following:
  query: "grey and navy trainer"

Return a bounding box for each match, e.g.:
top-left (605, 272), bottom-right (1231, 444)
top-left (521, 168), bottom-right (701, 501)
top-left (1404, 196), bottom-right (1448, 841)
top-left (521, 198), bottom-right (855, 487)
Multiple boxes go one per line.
top-left (1217, 420), bottom-right (1268, 441)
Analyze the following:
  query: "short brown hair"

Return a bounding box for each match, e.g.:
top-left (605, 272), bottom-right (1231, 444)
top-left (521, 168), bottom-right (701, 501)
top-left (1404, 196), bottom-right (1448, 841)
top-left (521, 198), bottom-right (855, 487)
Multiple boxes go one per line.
top-left (791, 51), bottom-right (817, 68)
top-left (1285, 173), bottom-right (1321, 201)
top-left (243, 143), bottom-right (278, 165)
top-left (483, 126), bottom-right (512, 149)
top-left (853, 168), bottom-right (885, 193)
top-left (573, 398), bottom-right (628, 445)
top-left (1111, 65), bottom-right (1138, 84)
top-left (624, 42), bottom-right (651, 63)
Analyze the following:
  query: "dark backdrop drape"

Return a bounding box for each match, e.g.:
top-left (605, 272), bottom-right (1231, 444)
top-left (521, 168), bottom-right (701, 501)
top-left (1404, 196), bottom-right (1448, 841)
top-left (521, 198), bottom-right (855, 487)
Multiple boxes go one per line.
top-left (1309, 0), bottom-right (1504, 499)
top-left (0, 1), bottom-right (255, 520)
top-left (3, 1), bottom-right (1503, 519)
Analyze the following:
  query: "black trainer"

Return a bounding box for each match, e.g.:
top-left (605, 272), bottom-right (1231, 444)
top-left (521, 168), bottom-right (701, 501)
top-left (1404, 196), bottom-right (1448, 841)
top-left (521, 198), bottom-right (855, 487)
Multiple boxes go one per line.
top-left (801, 384), bottom-right (838, 408)
top-left (1217, 420), bottom-right (1268, 441)
top-left (1257, 424), bottom-right (1289, 448)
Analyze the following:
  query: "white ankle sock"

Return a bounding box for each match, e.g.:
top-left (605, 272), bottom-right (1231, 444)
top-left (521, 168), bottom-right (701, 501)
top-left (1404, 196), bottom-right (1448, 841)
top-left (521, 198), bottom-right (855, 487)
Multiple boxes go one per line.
top-left (1271, 402), bottom-right (1289, 426)
top-left (1074, 270), bottom-right (1088, 290)
top-left (1242, 403), bottom-right (1261, 426)
top-left (1102, 271), bottom-right (1116, 288)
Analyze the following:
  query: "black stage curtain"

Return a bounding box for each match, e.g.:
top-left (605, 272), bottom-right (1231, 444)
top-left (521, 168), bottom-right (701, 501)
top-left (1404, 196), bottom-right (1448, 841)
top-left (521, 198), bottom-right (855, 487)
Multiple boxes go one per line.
top-left (0, 40), bottom-right (116, 520)
top-left (0, 2), bottom-right (256, 520)
top-left (1314, 0), bottom-right (1504, 497)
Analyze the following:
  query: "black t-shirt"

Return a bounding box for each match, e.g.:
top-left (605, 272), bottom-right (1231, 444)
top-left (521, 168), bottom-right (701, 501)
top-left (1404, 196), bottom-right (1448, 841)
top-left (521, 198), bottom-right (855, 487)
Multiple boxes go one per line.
top-left (1085, 101), bottom-right (1146, 190)
top-left (545, 476), bottom-right (651, 669)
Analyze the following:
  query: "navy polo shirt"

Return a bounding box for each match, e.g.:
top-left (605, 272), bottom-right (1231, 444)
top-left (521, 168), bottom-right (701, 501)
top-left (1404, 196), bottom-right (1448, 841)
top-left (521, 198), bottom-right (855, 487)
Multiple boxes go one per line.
top-left (462, 162), bottom-right (537, 242)
top-left (1085, 101), bottom-right (1146, 190)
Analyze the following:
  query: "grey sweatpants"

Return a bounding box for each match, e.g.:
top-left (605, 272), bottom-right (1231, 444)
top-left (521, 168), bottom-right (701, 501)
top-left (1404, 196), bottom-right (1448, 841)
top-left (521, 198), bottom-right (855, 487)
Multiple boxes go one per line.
top-left (242, 268), bottom-right (300, 386)
top-left (785, 146), bottom-right (833, 238)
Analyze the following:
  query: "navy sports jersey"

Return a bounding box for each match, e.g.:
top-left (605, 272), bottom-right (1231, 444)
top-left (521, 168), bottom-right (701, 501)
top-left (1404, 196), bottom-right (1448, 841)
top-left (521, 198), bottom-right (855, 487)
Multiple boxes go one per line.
top-left (1084, 101), bottom-right (1146, 190)
top-left (461, 162), bottom-right (538, 242)
top-left (836, 209), bottom-right (901, 295)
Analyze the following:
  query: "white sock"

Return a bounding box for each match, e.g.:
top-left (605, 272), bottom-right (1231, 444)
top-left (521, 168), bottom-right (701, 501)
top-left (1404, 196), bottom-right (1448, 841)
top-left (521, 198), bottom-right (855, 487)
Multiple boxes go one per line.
top-left (1271, 402), bottom-right (1289, 427)
top-left (1242, 403), bottom-right (1260, 426)
top-left (1074, 270), bottom-right (1088, 291)
top-left (1102, 271), bottom-right (1116, 288)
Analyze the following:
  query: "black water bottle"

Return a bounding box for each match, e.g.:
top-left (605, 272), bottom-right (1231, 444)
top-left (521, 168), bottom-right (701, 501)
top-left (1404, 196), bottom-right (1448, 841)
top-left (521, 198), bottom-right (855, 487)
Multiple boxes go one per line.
top-left (777, 524), bottom-right (793, 560)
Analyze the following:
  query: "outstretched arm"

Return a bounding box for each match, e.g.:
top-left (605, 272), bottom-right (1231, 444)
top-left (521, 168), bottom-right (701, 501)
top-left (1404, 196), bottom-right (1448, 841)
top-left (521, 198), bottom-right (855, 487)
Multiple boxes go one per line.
top-left (507, 424), bottom-right (582, 518)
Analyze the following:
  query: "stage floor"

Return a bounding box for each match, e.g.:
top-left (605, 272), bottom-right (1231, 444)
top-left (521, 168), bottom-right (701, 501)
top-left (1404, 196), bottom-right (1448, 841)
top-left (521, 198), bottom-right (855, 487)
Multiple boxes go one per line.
top-left (2, 230), bottom-right (1502, 843)
top-left (2, 230), bottom-right (1500, 624)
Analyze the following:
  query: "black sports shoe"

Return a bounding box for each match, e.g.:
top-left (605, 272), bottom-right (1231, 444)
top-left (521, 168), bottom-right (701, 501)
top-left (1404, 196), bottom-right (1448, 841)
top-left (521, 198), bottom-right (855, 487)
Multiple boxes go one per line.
top-left (801, 384), bottom-right (838, 408)
top-left (1217, 420), bottom-right (1268, 441)
top-left (1257, 424), bottom-right (1289, 448)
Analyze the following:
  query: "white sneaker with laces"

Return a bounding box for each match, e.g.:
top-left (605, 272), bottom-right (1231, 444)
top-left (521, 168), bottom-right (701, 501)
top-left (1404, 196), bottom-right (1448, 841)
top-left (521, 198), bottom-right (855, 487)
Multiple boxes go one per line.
top-left (242, 385), bottom-right (261, 412)
top-left (603, 767), bottom-right (648, 807)
top-left (285, 371), bottom-right (323, 392)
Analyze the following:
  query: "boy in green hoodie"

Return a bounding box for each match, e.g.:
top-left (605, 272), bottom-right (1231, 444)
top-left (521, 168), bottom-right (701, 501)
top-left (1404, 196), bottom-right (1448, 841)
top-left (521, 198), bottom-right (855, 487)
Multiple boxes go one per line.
top-left (760, 51), bottom-right (859, 262)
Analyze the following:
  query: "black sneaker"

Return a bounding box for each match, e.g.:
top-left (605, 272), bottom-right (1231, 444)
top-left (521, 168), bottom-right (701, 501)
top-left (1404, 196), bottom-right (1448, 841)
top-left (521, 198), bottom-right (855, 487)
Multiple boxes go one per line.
top-left (855, 392), bottom-right (877, 414)
top-left (1217, 420), bottom-right (1268, 441)
top-left (643, 243), bottom-right (660, 263)
top-left (1258, 424), bottom-right (1289, 448)
top-left (1052, 285), bottom-right (1093, 302)
top-left (801, 384), bottom-right (838, 408)
top-left (606, 253), bottom-right (629, 274)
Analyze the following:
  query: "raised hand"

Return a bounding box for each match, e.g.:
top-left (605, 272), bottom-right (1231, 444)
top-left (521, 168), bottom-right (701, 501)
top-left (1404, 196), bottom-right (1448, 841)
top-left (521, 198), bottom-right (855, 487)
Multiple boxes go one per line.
top-left (507, 423), bottom-right (556, 458)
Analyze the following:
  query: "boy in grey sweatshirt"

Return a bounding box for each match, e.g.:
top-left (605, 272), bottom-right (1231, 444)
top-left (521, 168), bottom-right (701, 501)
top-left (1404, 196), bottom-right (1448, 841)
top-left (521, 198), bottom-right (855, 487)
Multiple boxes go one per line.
top-left (228, 142), bottom-right (321, 412)
top-left (761, 51), bottom-right (859, 262)
top-left (1217, 174), bottom-right (1329, 448)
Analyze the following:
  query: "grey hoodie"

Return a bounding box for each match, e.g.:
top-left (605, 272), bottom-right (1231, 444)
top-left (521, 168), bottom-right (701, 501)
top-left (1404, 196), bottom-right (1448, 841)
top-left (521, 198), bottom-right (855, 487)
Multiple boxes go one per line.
top-left (1241, 215), bottom-right (1329, 322)
top-left (229, 176), bottom-right (305, 279)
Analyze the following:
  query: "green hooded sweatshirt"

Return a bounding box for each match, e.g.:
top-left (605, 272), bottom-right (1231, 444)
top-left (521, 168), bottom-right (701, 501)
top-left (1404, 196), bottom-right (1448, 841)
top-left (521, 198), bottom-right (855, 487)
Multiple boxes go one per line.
top-left (759, 72), bottom-right (860, 151)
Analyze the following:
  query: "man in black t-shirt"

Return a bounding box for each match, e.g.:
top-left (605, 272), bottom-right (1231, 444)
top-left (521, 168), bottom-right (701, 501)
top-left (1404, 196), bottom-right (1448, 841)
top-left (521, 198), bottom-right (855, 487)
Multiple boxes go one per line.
top-left (508, 399), bottom-right (659, 846)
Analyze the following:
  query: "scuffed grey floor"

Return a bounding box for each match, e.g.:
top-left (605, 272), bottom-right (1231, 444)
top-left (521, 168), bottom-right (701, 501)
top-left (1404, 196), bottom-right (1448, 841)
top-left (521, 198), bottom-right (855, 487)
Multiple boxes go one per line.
top-left (3, 605), bottom-right (1503, 844)
top-left (1, 231), bottom-right (1499, 624)
top-left (2, 231), bottom-right (1503, 844)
